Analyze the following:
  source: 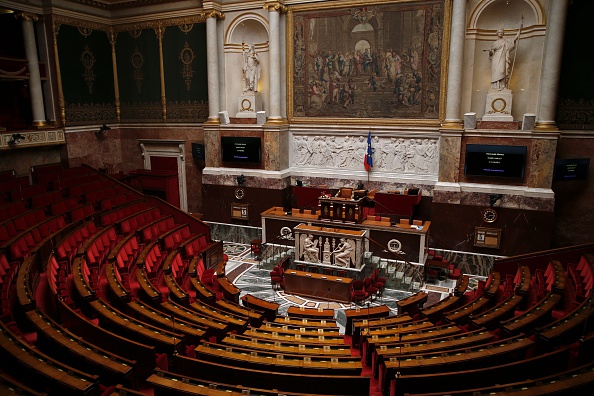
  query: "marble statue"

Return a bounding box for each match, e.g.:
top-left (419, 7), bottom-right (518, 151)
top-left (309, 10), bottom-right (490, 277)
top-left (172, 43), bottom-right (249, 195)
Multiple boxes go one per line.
top-left (242, 43), bottom-right (260, 93)
top-left (487, 26), bottom-right (521, 91)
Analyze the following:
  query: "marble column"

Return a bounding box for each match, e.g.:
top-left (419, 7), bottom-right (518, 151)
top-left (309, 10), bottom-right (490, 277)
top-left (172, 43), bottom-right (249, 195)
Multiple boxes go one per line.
top-left (535, 0), bottom-right (569, 131)
top-left (205, 10), bottom-right (223, 124)
top-left (442, 0), bottom-right (466, 129)
top-left (19, 12), bottom-right (47, 127)
top-left (265, 2), bottom-right (286, 123)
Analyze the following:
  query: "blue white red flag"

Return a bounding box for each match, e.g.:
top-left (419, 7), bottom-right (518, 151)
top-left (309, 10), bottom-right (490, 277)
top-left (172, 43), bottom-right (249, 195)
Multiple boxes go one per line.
top-left (364, 131), bottom-right (373, 171)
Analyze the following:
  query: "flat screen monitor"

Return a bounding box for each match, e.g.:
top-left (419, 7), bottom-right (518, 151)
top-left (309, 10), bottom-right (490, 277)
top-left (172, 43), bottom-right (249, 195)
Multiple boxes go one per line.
top-left (221, 137), bottom-right (261, 164)
top-left (464, 144), bottom-right (527, 178)
top-left (554, 158), bottom-right (590, 181)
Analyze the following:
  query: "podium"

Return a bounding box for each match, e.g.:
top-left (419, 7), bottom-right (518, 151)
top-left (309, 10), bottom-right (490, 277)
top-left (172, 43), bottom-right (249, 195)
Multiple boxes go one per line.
top-left (319, 197), bottom-right (363, 223)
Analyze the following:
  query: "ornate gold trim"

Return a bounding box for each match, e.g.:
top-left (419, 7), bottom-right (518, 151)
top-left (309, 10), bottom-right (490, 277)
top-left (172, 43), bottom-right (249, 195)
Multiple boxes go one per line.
top-left (286, 0), bottom-right (451, 126)
top-left (204, 10), bottom-right (225, 20)
top-left (52, 14), bottom-right (207, 33)
top-left (108, 29), bottom-right (121, 123)
top-left (264, 2), bottom-right (288, 13)
top-left (155, 24), bottom-right (167, 122)
top-left (15, 12), bottom-right (39, 22)
top-left (52, 17), bottom-right (66, 127)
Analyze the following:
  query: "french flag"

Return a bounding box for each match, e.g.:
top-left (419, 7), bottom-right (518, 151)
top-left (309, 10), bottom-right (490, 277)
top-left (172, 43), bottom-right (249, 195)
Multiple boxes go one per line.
top-left (364, 131), bottom-right (373, 171)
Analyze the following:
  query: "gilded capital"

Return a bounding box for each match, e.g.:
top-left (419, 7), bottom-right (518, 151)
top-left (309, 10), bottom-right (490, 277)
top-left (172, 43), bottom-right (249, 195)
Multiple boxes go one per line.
top-left (15, 12), bottom-right (39, 22)
top-left (204, 10), bottom-right (225, 20)
top-left (264, 2), bottom-right (288, 13)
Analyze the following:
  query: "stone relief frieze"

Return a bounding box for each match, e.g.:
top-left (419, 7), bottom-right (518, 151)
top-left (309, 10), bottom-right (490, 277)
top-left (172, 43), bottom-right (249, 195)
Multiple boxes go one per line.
top-left (292, 135), bottom-right (438, 175)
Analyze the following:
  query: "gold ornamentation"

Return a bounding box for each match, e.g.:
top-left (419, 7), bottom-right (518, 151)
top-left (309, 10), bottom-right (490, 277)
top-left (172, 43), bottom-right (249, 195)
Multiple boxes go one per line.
top-left (241, 99), bottom-right (253, 111)
top-left (15, 12), bottom-right (39, 22)
top-left (129, 29), bottom-right (142, 38)
top-left (491, 98), bottom-right (507, 113)
top-left (179, 23), bottom-right (193, 33)
top-left (179, 42), bottom-right (195, 91)
top-left (264, 2), bottom-right (288, 13)
top-left (204, 10), bottom-right (225, 20)
top-left (78, 26), bottom-right (93, 37)
top-left (131, 48), bottom-right (144, 93)
top-left (81, 45), bottom-right (96, 94)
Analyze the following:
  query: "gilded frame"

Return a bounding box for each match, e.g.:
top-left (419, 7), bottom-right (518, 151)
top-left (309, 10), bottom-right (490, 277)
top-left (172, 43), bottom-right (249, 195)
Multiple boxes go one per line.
top-left (287, 0), bottom-right (451, 126)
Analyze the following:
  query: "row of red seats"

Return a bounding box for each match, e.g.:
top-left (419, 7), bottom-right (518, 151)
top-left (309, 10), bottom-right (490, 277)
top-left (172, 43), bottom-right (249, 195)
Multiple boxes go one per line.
top-left (100, 200), bottom-right (149, 227)
top-left (160, 225), bottom-right (192, 252)
top-left (84, 186), bottom-right (132, 208)
top-left (31, 190), bottom-right (63, 210)
top-left (113, 235), bottom-right (142, 276)
top-left (0, 207), bottom-right (46, 245)
top-left (118, 207), bottom-right (161, 235)
top-left (55, 220), bottom-right (98, 267)
top-left (139, 215), bottom-right (176, 244)
top-left (84, 227), bottom-right (122, 269)
top-left (569, 255), bottom-right (594, 301)
top-left (9, 214), bottom-right (66, 262)
top-left (180, 233), bottom-right (209, 259)
top-left (0, 201), bottom-right (26, 222)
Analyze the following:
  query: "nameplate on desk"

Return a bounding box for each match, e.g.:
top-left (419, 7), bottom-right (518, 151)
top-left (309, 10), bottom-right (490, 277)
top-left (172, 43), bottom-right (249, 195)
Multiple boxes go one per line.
top-left (336, 278), bottom-right (342, 282)
top-left (321, 276), bottom-right (327, 279)
top-left (356, 307), bottom-right (361, 312)
top-left (300, 306), bottom-right (305, 311)
top-left (291, 271), bottom-right (296, 274)
top-left (318, 307), bottom-right (324, 312)
top-left (306, 274), bottom-right (312, 277)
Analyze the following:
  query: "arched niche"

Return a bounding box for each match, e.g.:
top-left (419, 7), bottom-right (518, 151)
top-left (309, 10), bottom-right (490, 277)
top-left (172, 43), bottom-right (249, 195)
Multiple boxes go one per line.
top-left (224, 13), bottom-right (270, 116)
top-left (463, 0), bottom-right (546, 121)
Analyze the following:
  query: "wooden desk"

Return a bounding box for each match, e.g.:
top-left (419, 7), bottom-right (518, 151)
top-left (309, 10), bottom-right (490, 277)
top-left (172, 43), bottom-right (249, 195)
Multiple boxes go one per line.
top-left (284, 269), bottom-right (353, 303)
top-left (501, 293), bottom-right (561, 336)
top-left (190, 276), bottom-right (216, 304)
top-left (352, 315), bottom-right (414, 348)
top-left (454, 275), bottom-right (470, 296)
top-left (217, 276), bottom-right (240, 303)
top-left (16, 253), bottom-right (37, 312)
top-left (0, 322), bottom-right (100, 395)
top-left (344, 305), bottom-right (391, 336)
top-left (134, 268), bottom-right (161, 303)
top-left (444, 295), bottom-right (492, 324)
top-left (241, 294), bottom-right (279, 322)
top-left (105, 262), bottom-right (130, 303)
top-left (396, 291), bottom-right (428, 317)
top-left (273, 315), bottom-right (337, 328)
top-left (222, 334), bottom-right (352, 356)
top-left (159, 300), bottom-right (229, 339)
top-left (72, 256), bottom-right (95, 302)
top-left (189, 301), bottom-right (247, 332)
top-left (371, 329), bottom-right (494, 379)
top-left (89, 300), bottom-right (183, 354)
top-left (380, 336), bottom-right (534, 393)
top-left (216, 299), bottom-right (264, 328)
top-left (26, 309), bottom-right (137, 388)
top-left (286, 305), bottom-right (336, 320)
top-left (243, 328), bottom-right (345, 345)
top-left (420, 295), bottom-right (460, 322)
top-left (470, 294), bottom-right (524, 330)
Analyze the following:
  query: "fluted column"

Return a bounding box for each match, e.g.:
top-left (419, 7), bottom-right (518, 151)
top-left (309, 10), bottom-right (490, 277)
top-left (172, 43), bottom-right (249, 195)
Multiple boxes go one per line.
top-left (535, 0), bottom-right (569, 131)
top-left (265, 2), bottom-right (287, 123)
top-left (18, 12), bottom-right (47, 127)
top-left (442, 0), bottom-right (466, 129)
top-left (205, 10), bottom-right (224, 124)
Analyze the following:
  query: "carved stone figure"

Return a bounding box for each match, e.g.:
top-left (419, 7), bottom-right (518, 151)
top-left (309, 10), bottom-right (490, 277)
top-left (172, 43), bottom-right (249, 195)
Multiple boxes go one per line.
top-left (487, 27), bottom-right (521, 91)
top-left (242, 43), bottom-right (260, 93)
top-left (333, 238), bottom-right (355, 267)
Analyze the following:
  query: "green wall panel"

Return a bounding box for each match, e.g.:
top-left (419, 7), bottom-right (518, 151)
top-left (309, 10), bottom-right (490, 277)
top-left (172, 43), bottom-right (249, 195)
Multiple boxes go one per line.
top-left (57, 24), bottom-right (116, 125)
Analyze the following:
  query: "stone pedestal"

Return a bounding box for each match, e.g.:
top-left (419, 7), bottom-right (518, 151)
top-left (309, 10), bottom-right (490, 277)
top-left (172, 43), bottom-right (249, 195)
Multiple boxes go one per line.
top-left (483, 90), bottom-right (513, 122)
top-left (236, 93), bottom-right (261, 118)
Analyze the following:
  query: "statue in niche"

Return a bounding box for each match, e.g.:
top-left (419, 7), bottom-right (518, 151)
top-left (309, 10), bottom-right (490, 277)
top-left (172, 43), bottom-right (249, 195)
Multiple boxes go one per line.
top-left (242, 43), bottom-right (260, 93)
top-left (333, 238), bottom-right (355, 267)
top-left (486, 26), bottom-right (521, 91)
top-left (300, 234), bottom-right (319, 263)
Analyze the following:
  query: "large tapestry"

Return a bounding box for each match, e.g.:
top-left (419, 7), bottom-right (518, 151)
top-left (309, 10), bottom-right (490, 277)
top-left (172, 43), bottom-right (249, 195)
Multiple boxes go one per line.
top-left (290, 0), bottom-right (446, 121)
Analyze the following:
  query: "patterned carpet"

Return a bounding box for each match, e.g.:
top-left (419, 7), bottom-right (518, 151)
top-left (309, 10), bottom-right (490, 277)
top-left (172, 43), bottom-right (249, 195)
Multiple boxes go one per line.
top-left (222, 242), bottom-right (457, 332)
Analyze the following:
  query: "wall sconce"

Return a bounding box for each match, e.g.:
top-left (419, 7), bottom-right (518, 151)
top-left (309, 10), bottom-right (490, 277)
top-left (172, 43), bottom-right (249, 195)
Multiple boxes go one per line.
top-left (8, 133), bottom-right (26, 145)
top-left (95, 124), bottom-right (111, 137)
top-left (236, 174), bottom-right (246, 186)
